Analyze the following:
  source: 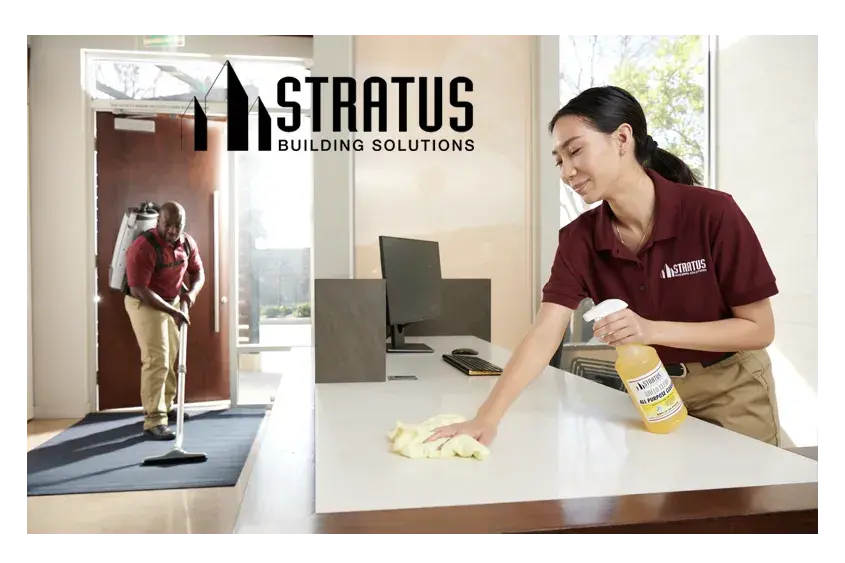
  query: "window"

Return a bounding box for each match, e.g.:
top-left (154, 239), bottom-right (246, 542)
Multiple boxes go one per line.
top-left (558, 35), bottom-right (710, 227)
top-left (236, 113), bottom-right (314, 348)
top-left (91, 58), bottom-right (311, 111)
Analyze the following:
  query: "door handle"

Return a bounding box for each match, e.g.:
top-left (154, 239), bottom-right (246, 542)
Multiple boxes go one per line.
top-left (213, 190), bottom-right (220, 333)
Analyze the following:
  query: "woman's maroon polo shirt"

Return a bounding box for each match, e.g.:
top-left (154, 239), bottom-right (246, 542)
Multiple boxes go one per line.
top-left (542, 169), bottom-right (778, 364)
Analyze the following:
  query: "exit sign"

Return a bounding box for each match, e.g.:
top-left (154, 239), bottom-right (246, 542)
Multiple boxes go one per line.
top-left (143, 35), bottom-right (185, 48)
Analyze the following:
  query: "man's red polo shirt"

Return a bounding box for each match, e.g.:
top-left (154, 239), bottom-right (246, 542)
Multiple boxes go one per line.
top-left (126, 229), bottom-right (202, 301)
top-left (542, 169), bottom-right (778, 364)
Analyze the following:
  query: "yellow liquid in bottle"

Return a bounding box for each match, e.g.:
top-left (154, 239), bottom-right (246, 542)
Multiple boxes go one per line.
top-left (614, 344), bottom-right (687, 434)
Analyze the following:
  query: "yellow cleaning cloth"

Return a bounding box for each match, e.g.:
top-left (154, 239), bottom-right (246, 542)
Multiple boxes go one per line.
top-left (387, 414), bottom-right (490, 460)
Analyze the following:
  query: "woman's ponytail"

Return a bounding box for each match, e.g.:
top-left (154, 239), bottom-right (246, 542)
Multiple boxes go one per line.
top-left (643, 137), bottom-right (700, 186)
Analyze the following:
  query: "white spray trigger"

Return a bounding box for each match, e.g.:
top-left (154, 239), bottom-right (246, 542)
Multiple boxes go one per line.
top-left (582, 299), bottom-right (629, 323)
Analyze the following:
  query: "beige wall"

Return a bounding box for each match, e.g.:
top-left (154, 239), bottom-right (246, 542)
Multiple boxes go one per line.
top-left (716, 35), bottom-right (818, 445)
top-left (352, 36), bottom-right (536, 349)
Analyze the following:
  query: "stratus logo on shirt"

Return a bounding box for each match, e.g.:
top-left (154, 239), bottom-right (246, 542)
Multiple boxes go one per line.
top-left (660, 258), bottom-right (707, 279)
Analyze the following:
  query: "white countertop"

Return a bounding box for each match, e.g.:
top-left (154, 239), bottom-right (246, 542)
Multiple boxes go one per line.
top-left (315, 336), bottom-right (818, 514)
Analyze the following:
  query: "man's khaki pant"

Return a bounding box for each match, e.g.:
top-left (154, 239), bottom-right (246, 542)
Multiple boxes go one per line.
top-left (125, 295), bottom-right (180, 431)
top-left (671, 349), bottom-right (782, 446)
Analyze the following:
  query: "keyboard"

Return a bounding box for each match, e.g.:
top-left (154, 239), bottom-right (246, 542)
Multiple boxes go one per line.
top-left (442, 354), bottom-right (503, 376)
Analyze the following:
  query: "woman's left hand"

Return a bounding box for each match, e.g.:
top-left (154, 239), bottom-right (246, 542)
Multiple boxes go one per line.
top-left (593, 308), bottom-right (655, 346)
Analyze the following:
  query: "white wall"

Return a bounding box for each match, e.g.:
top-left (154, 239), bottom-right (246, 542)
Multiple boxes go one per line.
top-left (535, 36), bottom-right (562, 314)
top-left (311, 36), bottom-right (355, 280)
top-left (28, 35), bottom-right (312, 419)
top-left (716, 35), bottom-right (818, 446)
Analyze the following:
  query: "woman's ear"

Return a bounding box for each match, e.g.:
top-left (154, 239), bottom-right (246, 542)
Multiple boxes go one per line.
top-left (614, 123), bottom-right (634, 157)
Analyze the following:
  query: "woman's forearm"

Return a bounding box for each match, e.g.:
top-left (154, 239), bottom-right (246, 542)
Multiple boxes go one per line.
top-left (476, 333), bottom-right (557, 423)
top-left (476, 305), bottom-right (570, 423)
top-left (649, 317), bottom-right (774, 352)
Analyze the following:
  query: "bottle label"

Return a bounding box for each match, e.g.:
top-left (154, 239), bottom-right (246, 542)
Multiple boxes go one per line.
top-left (628, 363), bottom-right (684, 423)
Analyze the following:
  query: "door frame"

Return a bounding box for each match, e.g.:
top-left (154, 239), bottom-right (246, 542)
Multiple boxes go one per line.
top-left (28, 45), bottom-right (34, 421)
top-left (84, 50), bottom-right (311, 411)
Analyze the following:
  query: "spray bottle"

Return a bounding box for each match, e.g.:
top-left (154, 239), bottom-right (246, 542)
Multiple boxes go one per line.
top-left (582, 299), bottom-right (687, 434)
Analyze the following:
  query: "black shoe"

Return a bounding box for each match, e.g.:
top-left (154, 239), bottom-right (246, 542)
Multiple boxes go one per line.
top-left (144, 425), bottom-right (176, 440)
top-left (168, 409), bottom-right (190, 422)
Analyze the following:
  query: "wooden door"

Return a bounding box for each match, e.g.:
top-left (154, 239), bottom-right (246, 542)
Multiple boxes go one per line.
top-left (95, 112), bottom-right (231, 410)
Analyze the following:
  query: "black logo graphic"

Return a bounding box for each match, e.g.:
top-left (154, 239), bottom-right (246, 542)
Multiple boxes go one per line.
top-left (183, 60), bottom-right (475, 153)
top-left (185, 61), bottom-right (270, 152)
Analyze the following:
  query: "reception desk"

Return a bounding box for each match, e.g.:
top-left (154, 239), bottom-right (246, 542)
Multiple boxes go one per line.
top-left (234, 336), bottom-right (818, 533)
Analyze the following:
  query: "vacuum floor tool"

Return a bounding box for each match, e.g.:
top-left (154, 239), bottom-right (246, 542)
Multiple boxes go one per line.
top-left (142, 301), bottom-right (208, 466)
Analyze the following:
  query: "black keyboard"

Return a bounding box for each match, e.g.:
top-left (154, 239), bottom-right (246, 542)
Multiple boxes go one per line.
top-left (442, 354), bottom-right (503, 376)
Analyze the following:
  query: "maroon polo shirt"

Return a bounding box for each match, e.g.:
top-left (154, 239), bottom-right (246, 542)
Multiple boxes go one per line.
top-left (126, 229), bottom-right (202, 301)
top-left (542, 169), bottom-right (778, 364)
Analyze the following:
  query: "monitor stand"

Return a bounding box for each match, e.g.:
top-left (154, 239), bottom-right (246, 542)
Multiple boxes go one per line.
top-left (386, 325), bottom-right (433, 354)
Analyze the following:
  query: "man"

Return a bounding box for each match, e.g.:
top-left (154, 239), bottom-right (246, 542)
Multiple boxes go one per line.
top-left (124, 201), bottom-right (205, 440)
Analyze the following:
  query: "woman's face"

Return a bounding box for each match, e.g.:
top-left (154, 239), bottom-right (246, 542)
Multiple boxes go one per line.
top-left (551, 115), bottom-right (626, 205)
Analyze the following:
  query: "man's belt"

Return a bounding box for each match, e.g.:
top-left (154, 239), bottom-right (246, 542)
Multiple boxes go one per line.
top-left (665, 352), bottom-right (737, 377)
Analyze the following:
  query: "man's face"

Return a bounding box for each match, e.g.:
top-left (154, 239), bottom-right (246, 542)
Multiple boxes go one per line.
top-left (157, 211), bottom-right (184, 243)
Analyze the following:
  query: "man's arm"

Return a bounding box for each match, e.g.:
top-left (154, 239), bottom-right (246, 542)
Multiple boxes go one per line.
top-left (182, 236), bottom-right (205, 305)
top-left (130, 286), bottom-right (183, 317)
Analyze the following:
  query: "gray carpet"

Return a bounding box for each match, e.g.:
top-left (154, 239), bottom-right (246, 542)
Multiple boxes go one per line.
top-left (27, 408), bottom-right (266, 496)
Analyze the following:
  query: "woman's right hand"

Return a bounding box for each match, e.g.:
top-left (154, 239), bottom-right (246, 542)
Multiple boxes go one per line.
top-left (425, 416), bottom-right (500, 446)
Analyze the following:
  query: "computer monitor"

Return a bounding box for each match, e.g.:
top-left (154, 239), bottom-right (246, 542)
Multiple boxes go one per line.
top-left (378, 235), bottom-right (443, 353)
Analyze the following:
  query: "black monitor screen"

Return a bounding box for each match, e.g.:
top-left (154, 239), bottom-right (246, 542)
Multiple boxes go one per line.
top-left (379, 236), bottom-right (442, 327)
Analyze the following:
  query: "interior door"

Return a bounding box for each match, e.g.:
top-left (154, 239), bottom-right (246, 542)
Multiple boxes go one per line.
top-left (95, 112), bottom-right (230, 410)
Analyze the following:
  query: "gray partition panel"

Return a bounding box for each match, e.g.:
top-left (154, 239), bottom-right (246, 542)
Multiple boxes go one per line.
top-left (314, 279), bottom-right (386, 384)
top-left (402, 278), bottom-right (491, 341)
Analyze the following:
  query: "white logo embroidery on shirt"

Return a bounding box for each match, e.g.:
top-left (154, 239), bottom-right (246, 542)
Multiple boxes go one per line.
top-left (660, 258), bottom-right (707, 279)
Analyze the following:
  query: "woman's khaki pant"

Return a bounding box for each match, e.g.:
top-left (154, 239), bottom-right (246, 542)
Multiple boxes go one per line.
top-left (671, 349), bottom-right (782, 446)
top-left (124, 295), bottom-right (179, 431)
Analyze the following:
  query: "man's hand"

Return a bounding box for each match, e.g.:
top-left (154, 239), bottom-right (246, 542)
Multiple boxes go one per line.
top-left (171, 308), bottom-right (190, 328)
top-left (593, 308), bottom-right (655, 346)
top-left (180, 289), bottom-right (197, 308)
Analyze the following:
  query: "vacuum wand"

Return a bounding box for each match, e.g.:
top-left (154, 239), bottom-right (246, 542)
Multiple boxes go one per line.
top-left (142, 292), bottom-right (208, 466)
top-left (173, 300), bottom-right (189, 450)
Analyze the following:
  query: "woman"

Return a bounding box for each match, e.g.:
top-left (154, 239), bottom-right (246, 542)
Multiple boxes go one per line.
top-left (429, 85), bottom-right (781, 447)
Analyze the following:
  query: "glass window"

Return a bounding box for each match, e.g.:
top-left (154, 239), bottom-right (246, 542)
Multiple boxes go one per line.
top-left (91, 58), bottom-right (311, 111)
top-left (235, 113), bottom-right (313, 349)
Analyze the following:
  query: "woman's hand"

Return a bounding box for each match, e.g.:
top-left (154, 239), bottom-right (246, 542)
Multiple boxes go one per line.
top-left (593, 308), bottom-right (655, 346)
top-left (424, 416), bottom-right (499, 446)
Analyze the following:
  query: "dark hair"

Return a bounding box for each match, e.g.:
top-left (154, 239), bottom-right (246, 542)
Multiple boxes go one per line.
top-left (548, 86), bottom-right (699, 186)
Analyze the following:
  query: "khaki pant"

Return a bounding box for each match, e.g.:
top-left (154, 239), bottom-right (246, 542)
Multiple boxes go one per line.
top-left (671, 349), bottom-right (782, 446)
top-left (124, 295), bottom-right (180, 430)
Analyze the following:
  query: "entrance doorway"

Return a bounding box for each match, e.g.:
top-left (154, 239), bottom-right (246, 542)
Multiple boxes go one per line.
top-left (88, 52), bottom-right (313, 411)
top-left (94, 112), bottom-right (231, 410)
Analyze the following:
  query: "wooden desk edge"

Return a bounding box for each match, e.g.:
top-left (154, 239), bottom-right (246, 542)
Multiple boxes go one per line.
top-left (240, 342), bottom-right (818, 534)
top-left (309, 480), bottom-right (817, 533)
